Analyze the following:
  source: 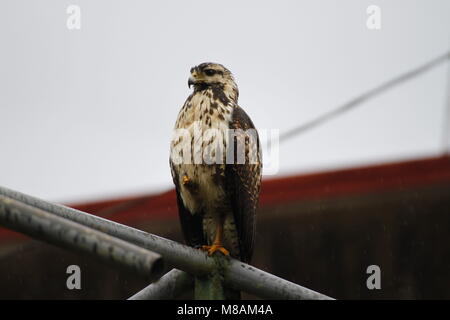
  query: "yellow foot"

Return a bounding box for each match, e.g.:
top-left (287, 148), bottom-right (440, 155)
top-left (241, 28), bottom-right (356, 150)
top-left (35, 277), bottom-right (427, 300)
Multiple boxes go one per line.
top-left (182, 175), bottom-right (190, 185)
top-left (201, 244), bottom-right (230, 256)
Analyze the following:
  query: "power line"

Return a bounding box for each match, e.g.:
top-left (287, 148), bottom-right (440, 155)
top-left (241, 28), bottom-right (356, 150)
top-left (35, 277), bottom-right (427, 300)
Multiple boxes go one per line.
top-left (279, 50), bottom-right (450, 144)
top-left (443, 59), bottom-right (450, 155)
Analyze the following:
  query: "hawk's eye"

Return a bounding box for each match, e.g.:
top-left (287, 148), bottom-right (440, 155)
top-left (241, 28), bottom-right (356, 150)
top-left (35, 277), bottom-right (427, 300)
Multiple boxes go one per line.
top-left (204, 69), bottom-right (216, 76)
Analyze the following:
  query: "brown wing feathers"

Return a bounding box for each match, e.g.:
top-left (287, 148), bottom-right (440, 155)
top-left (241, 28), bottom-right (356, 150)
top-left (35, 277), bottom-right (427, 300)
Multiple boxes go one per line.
top-left (226, 106), bottom-right (262, 263)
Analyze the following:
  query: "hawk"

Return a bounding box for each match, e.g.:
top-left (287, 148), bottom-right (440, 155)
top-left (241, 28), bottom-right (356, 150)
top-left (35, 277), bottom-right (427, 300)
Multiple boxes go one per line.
top-left (170, 63), bottom-right (262, 268)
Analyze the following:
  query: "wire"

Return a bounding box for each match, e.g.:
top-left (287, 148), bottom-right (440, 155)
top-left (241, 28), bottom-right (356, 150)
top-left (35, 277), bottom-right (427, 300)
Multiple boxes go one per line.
top-left (443, 59), bottom-right (450, 155)
top-left (279, 50), bottom-right (450, 144)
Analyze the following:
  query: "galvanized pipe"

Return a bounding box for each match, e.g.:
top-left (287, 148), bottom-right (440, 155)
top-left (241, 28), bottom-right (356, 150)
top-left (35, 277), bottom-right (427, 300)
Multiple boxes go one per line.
top-left (0, 195), bottom-right (164, 281)
top-left (128, 269), bottom-right (193, 300)
top-left (225, 259), bottom-right (333, 300)
top-left (0, 186), bottom-right (334, 300)
top-left (0, 186), bottom-right (215, 275)
top-left (131, 264), bottom-right (334, 300)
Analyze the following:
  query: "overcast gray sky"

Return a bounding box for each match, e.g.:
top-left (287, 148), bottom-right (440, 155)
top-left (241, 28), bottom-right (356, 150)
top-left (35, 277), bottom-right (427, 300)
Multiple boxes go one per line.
top-left (1, 0), bottom-right (449, 203)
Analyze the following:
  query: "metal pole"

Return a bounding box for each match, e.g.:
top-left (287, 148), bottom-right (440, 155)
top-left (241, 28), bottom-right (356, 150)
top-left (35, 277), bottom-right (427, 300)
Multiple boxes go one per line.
top-left (128, 269), bottom-right (193, 300)
top-left (194, 255), bottom-right (227, 300)
top-left (130, 255), bottom-right (330, 300)
top-left (194, 275), bottom-right (225, 300)
top-left (225, 259), bottom-right (333, 300)
top-left (0, 186), bottom-right (215, 276)
top-left (0, 186), bottom-right (334, 300)
top-left (0, 195), bottom-right (164, 281)
top-left (132, 264), bottom-right (333, 300)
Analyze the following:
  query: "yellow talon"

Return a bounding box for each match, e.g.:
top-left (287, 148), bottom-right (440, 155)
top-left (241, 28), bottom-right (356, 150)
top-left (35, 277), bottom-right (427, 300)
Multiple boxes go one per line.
top-left (201, 244), bottom-right (230, 256)
top-left (201, 224), bottom-right (229, 256)
top-left (182, 175), bottom-right (190, 185)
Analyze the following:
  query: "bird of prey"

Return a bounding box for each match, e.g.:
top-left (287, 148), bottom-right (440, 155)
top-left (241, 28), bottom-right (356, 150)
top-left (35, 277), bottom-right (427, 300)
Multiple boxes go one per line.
top-left (170, 63), bottom-right (262, 268)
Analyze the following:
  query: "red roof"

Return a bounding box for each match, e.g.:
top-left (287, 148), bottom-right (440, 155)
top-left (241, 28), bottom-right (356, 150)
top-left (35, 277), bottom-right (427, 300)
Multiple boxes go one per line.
top-left (2, 155), bottom-right (450, 242)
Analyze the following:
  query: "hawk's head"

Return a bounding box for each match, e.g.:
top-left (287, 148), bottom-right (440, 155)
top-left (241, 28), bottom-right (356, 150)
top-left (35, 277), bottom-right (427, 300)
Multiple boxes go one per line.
top-left (188, 62), bottom-right (239, 102)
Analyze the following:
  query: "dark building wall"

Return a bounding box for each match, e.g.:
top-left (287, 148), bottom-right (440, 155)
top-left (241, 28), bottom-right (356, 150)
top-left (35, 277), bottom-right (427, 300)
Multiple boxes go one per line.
top-left (255, 183), bottom-right (450, 299)
top-left (1, 182), bottom-right (449, 299)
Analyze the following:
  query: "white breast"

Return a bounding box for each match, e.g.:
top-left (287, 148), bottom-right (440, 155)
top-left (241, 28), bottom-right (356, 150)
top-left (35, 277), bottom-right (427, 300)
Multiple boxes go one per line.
top-left (170, 90), bottom-right (234, 215)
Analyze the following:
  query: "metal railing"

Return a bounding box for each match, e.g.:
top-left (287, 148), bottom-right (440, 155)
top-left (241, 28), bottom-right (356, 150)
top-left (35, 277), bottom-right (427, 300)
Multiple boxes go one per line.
top-left (0, 186), bottom-right (334, 300)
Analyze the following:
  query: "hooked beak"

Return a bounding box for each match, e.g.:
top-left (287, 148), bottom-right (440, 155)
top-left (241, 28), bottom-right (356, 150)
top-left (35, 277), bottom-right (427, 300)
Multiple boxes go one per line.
top-left (188, 76), bottom-right (195, 88)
